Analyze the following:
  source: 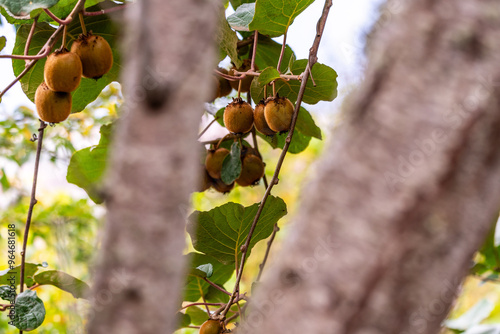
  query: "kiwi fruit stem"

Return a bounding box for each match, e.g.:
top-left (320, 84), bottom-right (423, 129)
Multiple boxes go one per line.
top-left (79, 12), bottom-right (87, 35)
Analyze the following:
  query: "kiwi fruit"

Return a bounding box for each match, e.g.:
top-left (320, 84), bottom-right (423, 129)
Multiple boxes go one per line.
top-left (211, 178), bottom-right (234, 194)
top-left (199, 319), bottom-right (222, 334)
top-left (44, 49), bottom-right (82, 93)
top-left (198, 167), bottom-right (212, 192)
top-left (205, 148), bottom-right (230, 179)
top-left (236, 153), bottom-right (265, 187)
top-left (70, 32), bottom-right (113, 79)
top-left (264, 96), bottom-right (294, 133)
top-left (229, 59), bottom-right (256, 93)
top-left (217, 67), bottom-right (232, 98)
top-left (35, 82), bottom-right (72, 123)
top-left (223, 98), bottom-right (254, 134)
top-left (253, 100), bottom-right (276, 136)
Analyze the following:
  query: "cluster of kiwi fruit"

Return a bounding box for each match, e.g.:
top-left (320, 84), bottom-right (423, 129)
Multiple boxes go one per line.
top-left (200, 145), bottom-right (265, 193)
top-left (35, 32), bottom-right (113, 124)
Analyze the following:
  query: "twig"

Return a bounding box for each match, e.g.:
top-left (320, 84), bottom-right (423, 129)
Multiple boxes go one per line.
top-left (237, 35), bottom-right (255, 49)
top-left (178, 302), bottom-right (224, 312)
top-left (250, 31), bottom-right (258, 71)
top-left (19, 121), bottom-right (47, 293)
top-left (256, 223), bottom-right (280, 281)
top-left (199, 116), bottom-right (220, 139)
top-left (220, 0), bottom-right (333, 318)
top-left (24, 17), bottom-right (38, 65)
top-left (276, 29), bottom-right (288, 73)
top-left (215, 68), bottom-right (301, 82)
top-left (83, 4), bottom-right (129, 16)
top-left (79, 12), bottom-right (87, 35)
top-left (0, 304), bottom-right (13, 312)
top-left (43, 0), bottom-right (86, 25)
top-left (203, 278), bottom-right (231, 296)
top-left (0, 47), bottom-right (50, 60)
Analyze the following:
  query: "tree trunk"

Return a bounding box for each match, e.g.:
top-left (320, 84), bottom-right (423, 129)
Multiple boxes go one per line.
top-left (86, 1), bottom-right (219, 333)
top-left (241, 1), bottom-right (500, 334)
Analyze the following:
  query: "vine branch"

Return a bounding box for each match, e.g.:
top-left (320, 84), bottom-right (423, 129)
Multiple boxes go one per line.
top-left (83, 4), bottom-right (129, 16)
top-left (220, 0), bottom-right (333, 318)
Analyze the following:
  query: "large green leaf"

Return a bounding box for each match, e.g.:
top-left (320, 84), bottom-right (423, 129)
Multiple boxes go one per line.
top-left (249, 0), bottom-right (314, 37)
top-left (221, 142), bottom-right (242, 185)
top-left (187, 196), bottom-right (287, 265)
top-left (184, 252), bottom-right (234, 302)
top-left (13, 290), bottom-right (46, 331)
top-left (295, 106), bottom-right (322, 140)
top-left (227, 3), bottom-right (254, 31)
top-left (0, 0), bottom-right (58, 16)
top-left (12, 8), bottom-right (121, 113)
top-left (257, 129), bottom-right (311, 154)
top-left (257, 67), bottom-right (280, 86)
top-left (34, 270), bottom-right (90, 299)
top-left (0, 263), bottom-right (43, 287)
top-left (66, 124), bottom-right (111, 204)
top-left (0, 285), bottom-right (14, 301)
top-left (217, 14), bottom-right (242, 67)
top-left (186, 306), bottom-right (209, 326)
top-left (251, 59), bottom-right (338, 105)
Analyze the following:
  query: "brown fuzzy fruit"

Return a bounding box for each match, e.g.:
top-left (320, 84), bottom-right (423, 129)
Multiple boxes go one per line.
top-left (198, 167), bottom-right (212, 192)
top-left (44, 49), bottom-right (82, 92)
top-left (223, 98), bottom-right (254, 134)
top-left (70, 33), bottom-right (113, 79)
top-left (200, 319), bottom-right (222, 334)
top-left (264, 96), bottom-right (294, 132)
top-left (217, 68), bottom-right (232, 98)
top-left (254, 100), bottom-right (276, 136)
top-left (229, 59), bottom-right (256, 93)
top-left (205, 148), bottom-right (230, 179)
top-left (35, 82), bottom-right (72, 123)
top-left (211, 178), bottom-right (234, 194)
top-left (236, 154), bottom-right (265, 187)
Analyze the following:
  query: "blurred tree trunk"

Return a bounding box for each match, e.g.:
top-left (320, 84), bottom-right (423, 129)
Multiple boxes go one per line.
top-left (86, 1), bottom-right (218, 333)
top-left (241, 1), bottom-right (500, 334)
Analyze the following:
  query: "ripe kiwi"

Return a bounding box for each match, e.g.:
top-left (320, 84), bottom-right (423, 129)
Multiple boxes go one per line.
top-left (229, 59), bottom-right (256, 93)
top-left (70, 32), bottom-right (113, 79)
top-left (211, 178), bottom-right (234, 194)
top-left (236, 153), bottom-right (265, 187)
top-left (264, 96), bottom-right (294, 133)
top-left (217, 67), bottom-right (232, 98)
top-left (35, 82), bottom-right (72, 123)
top-left (223, 98), bottom-right (254, 134)
top-left (198, 167), bottom-right (212, 192)
top-left (199, 319), bottom-right (222, 334)
top-left (205, 148), bottom-right (230, 179)
top-left (253, 100), bottom-right (276, 136)
top-left (44, 49), bottom-right (82, 92)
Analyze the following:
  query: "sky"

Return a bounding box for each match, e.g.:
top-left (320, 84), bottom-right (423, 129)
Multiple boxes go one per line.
top-left (0, 0), bottom-right (386, 202)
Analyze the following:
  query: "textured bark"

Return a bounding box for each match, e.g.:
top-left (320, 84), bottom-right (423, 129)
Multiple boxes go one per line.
top-left (241, 1), bottom-right (500, 334)
top-left (86, 1), bottom-right (219, 333)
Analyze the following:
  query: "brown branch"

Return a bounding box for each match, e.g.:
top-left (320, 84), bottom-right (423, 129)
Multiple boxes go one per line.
top-left (220, 0), bottom-right (333, 318)
top-left (250, 31), bottom-right (258, 72)
top-left (198, 116), bottom-right (220, 139)
top-left (256, 223), bottom-right (280, 281)
top-left (0, 46), bottom-right (50, 60)
top-left (214, 68), bottom-right (300, 82)
top-left (24, 17), bottom-right (38, 65)
top-left (276, 29), bottom-right (288, 73)
top-left (199, 133), bottom-right (249, 146)
top-left (202, 278), bottom-right (231, 296)
top-left (178, 302), bottom-right (224, 312)
top-left (43, 0), bottom-right (85, 25)
top-left (237, 36), bottom-right (255, 49)
top-left (0, 304), bottom-right (13, 312)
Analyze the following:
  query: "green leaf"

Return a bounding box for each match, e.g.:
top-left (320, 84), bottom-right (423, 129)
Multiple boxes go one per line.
top-left (0, 263), bottom-right (43, 287)
top-left (258, 130), bottom-right (311, 154)
top-left (221, 142), bottom-right (242, 185)
top-left (254, 35), bottom-right (295, 73)
top-left (34, 270), bottom-right (90, 299)
top-left (184, 252), bottom-right (234, 302)
top-left (0, 0), bottom-right (58, 16)
top-left (66, 124), bottom-right (112, 204)
top-left (215, 107), bottom-right (225, 127)
top-left (251, 59), bottom-right (338, 105)
top-left (0, 168), bottom-right (10, 191)
top-left (258, 67), bottom-right (281, 86)
top-left (12, 9), bottom-right (121, 113)
top-left (186, 306), bottom-right (209, 326)
top-left (295, 107), bottom-right (321, 140)
top-left (249, 0), bottom-right (314, 37)
top-left (192, 264), bottom-right (214, 279)
top-left (0, 36), bottom-right (5, 52)
top-left (0, 285), bottom-right (15, 301)
top-left (187, 196), bottom-right (287, 265)
top-left (445, 299), bottom-right (495, 331)
top-left (13, 290), bottom-right (45, 331)
top-left (175, 312), bottom-right (191, 330)
top-left (227, 3), bottom-right (255, 31)
top-left (217, 14), bottom-right (242, 67)
top-left (205, 285), bottom-right (230, 303)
